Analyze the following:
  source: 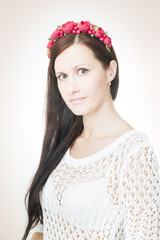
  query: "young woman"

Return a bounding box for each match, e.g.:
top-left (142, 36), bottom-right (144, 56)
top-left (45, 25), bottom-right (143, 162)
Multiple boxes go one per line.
top-left (22, 21), bottom-right (160, 240)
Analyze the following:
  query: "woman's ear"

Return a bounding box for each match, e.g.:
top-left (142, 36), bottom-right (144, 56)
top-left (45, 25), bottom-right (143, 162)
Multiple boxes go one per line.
top-left (106, 60), bottom-right (117, 83)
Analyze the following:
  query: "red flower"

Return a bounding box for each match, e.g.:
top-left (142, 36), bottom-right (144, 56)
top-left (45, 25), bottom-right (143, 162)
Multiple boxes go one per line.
top-left (47, 40), bottom-right (54, 50)
top-left (50, 28), bottom-right (61, 39)
top-left (62, 21), bottom-right (74, 33)
top-left (47, 21), bottom-right (112, 58)
top-left (95, 27), bottom-right (105, 38)
top-left (103, 36), bottom-right (112, 45)
top-left (78, 21), bottom-right (91, 32)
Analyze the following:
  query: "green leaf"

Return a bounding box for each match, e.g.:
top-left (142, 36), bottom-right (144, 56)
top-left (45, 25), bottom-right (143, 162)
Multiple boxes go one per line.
top-left (94, 26), bottom-right (98, 31)
top-left (47, 50), bottom-right (50, 54)
top-left (106, 46), bottom-right (111, 52)
top-left (90, 34), bottom-right (94, 37)
top-left (64, 33), bottom-right (66, 35)
top-left (105, 31), bottom-right (108, 35)
top-left (48, 38), bottom-right (54, 40)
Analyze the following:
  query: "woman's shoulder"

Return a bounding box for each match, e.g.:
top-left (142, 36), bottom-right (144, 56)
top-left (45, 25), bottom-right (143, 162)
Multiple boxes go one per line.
top-left (120, 128), bottom-right (156, 157)
top-left (125, 128), bottom-right (151, 145)
top-left (122, 129), bottom-right (159, 168)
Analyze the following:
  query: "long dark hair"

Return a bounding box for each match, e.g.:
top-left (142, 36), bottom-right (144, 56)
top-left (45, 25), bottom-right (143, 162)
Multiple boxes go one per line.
top-left (22, 32), bottom-right (119, 240)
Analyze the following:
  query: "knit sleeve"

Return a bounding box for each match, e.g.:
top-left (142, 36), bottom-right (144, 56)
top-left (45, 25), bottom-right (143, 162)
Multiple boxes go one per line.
top-left (32, 222), bottom-right (43, 233)
top-left (120, 144), bottom-right (160, 239)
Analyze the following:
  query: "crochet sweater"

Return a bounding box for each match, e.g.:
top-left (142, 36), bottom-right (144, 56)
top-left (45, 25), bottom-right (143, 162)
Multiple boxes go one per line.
top-left (33, 129), bottom-right (160, 240)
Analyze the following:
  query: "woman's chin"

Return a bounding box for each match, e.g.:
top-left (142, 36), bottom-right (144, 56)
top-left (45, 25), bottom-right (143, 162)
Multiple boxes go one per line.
top-left (68, 106), bottom-right (89, 116)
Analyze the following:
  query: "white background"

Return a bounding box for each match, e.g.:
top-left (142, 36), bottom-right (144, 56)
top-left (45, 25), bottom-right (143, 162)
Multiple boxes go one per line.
top-left (0, 0), bottom-right (160, 239)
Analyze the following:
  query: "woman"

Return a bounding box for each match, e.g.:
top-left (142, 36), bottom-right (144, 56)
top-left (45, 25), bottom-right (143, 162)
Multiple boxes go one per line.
top-left (22, 21), bottom-right (160, 240)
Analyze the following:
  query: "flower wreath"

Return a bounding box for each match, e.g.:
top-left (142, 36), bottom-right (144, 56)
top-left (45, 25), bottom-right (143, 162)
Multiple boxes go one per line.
top-left (46, 21), bottom-right (112, 58)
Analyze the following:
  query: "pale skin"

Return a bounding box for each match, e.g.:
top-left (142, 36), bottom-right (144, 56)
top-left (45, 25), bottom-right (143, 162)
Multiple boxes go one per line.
top-left (31, 42), bottom-right (134, 238)
top-left (54, 43), bottom-right (134, 158)
top-left (31, 232), bottom-right (43, 240)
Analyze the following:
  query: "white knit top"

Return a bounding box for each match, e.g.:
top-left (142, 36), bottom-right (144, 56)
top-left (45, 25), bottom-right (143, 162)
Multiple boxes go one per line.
top-left (33, 129), bottom-right (160, 240)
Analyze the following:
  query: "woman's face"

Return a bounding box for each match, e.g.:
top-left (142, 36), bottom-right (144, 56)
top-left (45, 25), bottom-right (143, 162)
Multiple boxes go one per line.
top-left (54, 43), bottom-right (115, 116)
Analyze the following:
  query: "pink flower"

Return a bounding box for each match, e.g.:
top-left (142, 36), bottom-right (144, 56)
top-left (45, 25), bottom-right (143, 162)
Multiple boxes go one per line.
top-left (95, 27), bottom-right (105, 38)
top-left (50, 28), bottom-right (61, 39)
top-left (62, 21), bottom-right (74, 33)
top-left (46, 21), bottom-right (112, 58)
top-left (103, 36), bottom-right (112, 45)
top-left (78, 21), bottom-right (91, 32)
top-left (47, 40), bottom-right (54, 50)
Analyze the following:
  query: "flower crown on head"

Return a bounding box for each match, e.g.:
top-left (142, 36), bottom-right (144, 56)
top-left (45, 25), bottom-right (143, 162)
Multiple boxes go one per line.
top-left (46, 21), bottom-right (112, 58)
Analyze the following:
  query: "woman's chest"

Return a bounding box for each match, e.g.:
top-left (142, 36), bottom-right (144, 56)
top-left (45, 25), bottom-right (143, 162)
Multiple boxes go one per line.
top-left (42, 157), bottom-right (123, 218)
top-left (41, 161), bottom-right (125, 239)
top-left (70, 137), bottom-right (118, 159)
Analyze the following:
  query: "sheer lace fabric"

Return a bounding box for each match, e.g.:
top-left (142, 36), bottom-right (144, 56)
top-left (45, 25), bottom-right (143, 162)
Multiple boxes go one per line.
top-left (33, 130), bottom-right (160, 240)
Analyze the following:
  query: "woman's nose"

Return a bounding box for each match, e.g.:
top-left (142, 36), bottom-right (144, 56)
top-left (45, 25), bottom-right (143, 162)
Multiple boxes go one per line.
top-left (67, 76), bottom-right (80, 94)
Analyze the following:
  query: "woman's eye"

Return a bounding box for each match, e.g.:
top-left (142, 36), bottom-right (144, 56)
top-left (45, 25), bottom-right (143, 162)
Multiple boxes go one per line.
top-left (78, 68), bottom-right (88, 75)
top-left (57, 74), bottom-right (67, 80)
top-left (57, 68), bottom-right (88, 80)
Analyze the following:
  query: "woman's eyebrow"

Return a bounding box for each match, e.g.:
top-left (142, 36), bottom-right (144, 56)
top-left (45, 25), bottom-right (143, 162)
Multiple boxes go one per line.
top-left (55, 64), bottom-right (91, 75)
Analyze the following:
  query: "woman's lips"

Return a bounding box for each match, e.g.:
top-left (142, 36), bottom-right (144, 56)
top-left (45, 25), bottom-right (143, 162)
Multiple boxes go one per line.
top-left (70, 97), bottom-right (86, 104)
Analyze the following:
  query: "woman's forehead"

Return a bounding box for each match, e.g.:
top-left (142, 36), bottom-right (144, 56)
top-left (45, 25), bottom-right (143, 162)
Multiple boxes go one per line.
top-left (54, 44), bottom-right (96, 71)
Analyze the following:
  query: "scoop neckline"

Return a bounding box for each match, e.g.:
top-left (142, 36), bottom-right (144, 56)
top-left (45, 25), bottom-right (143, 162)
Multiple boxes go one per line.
top-left (64, 129), bottom-right (141, 165)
